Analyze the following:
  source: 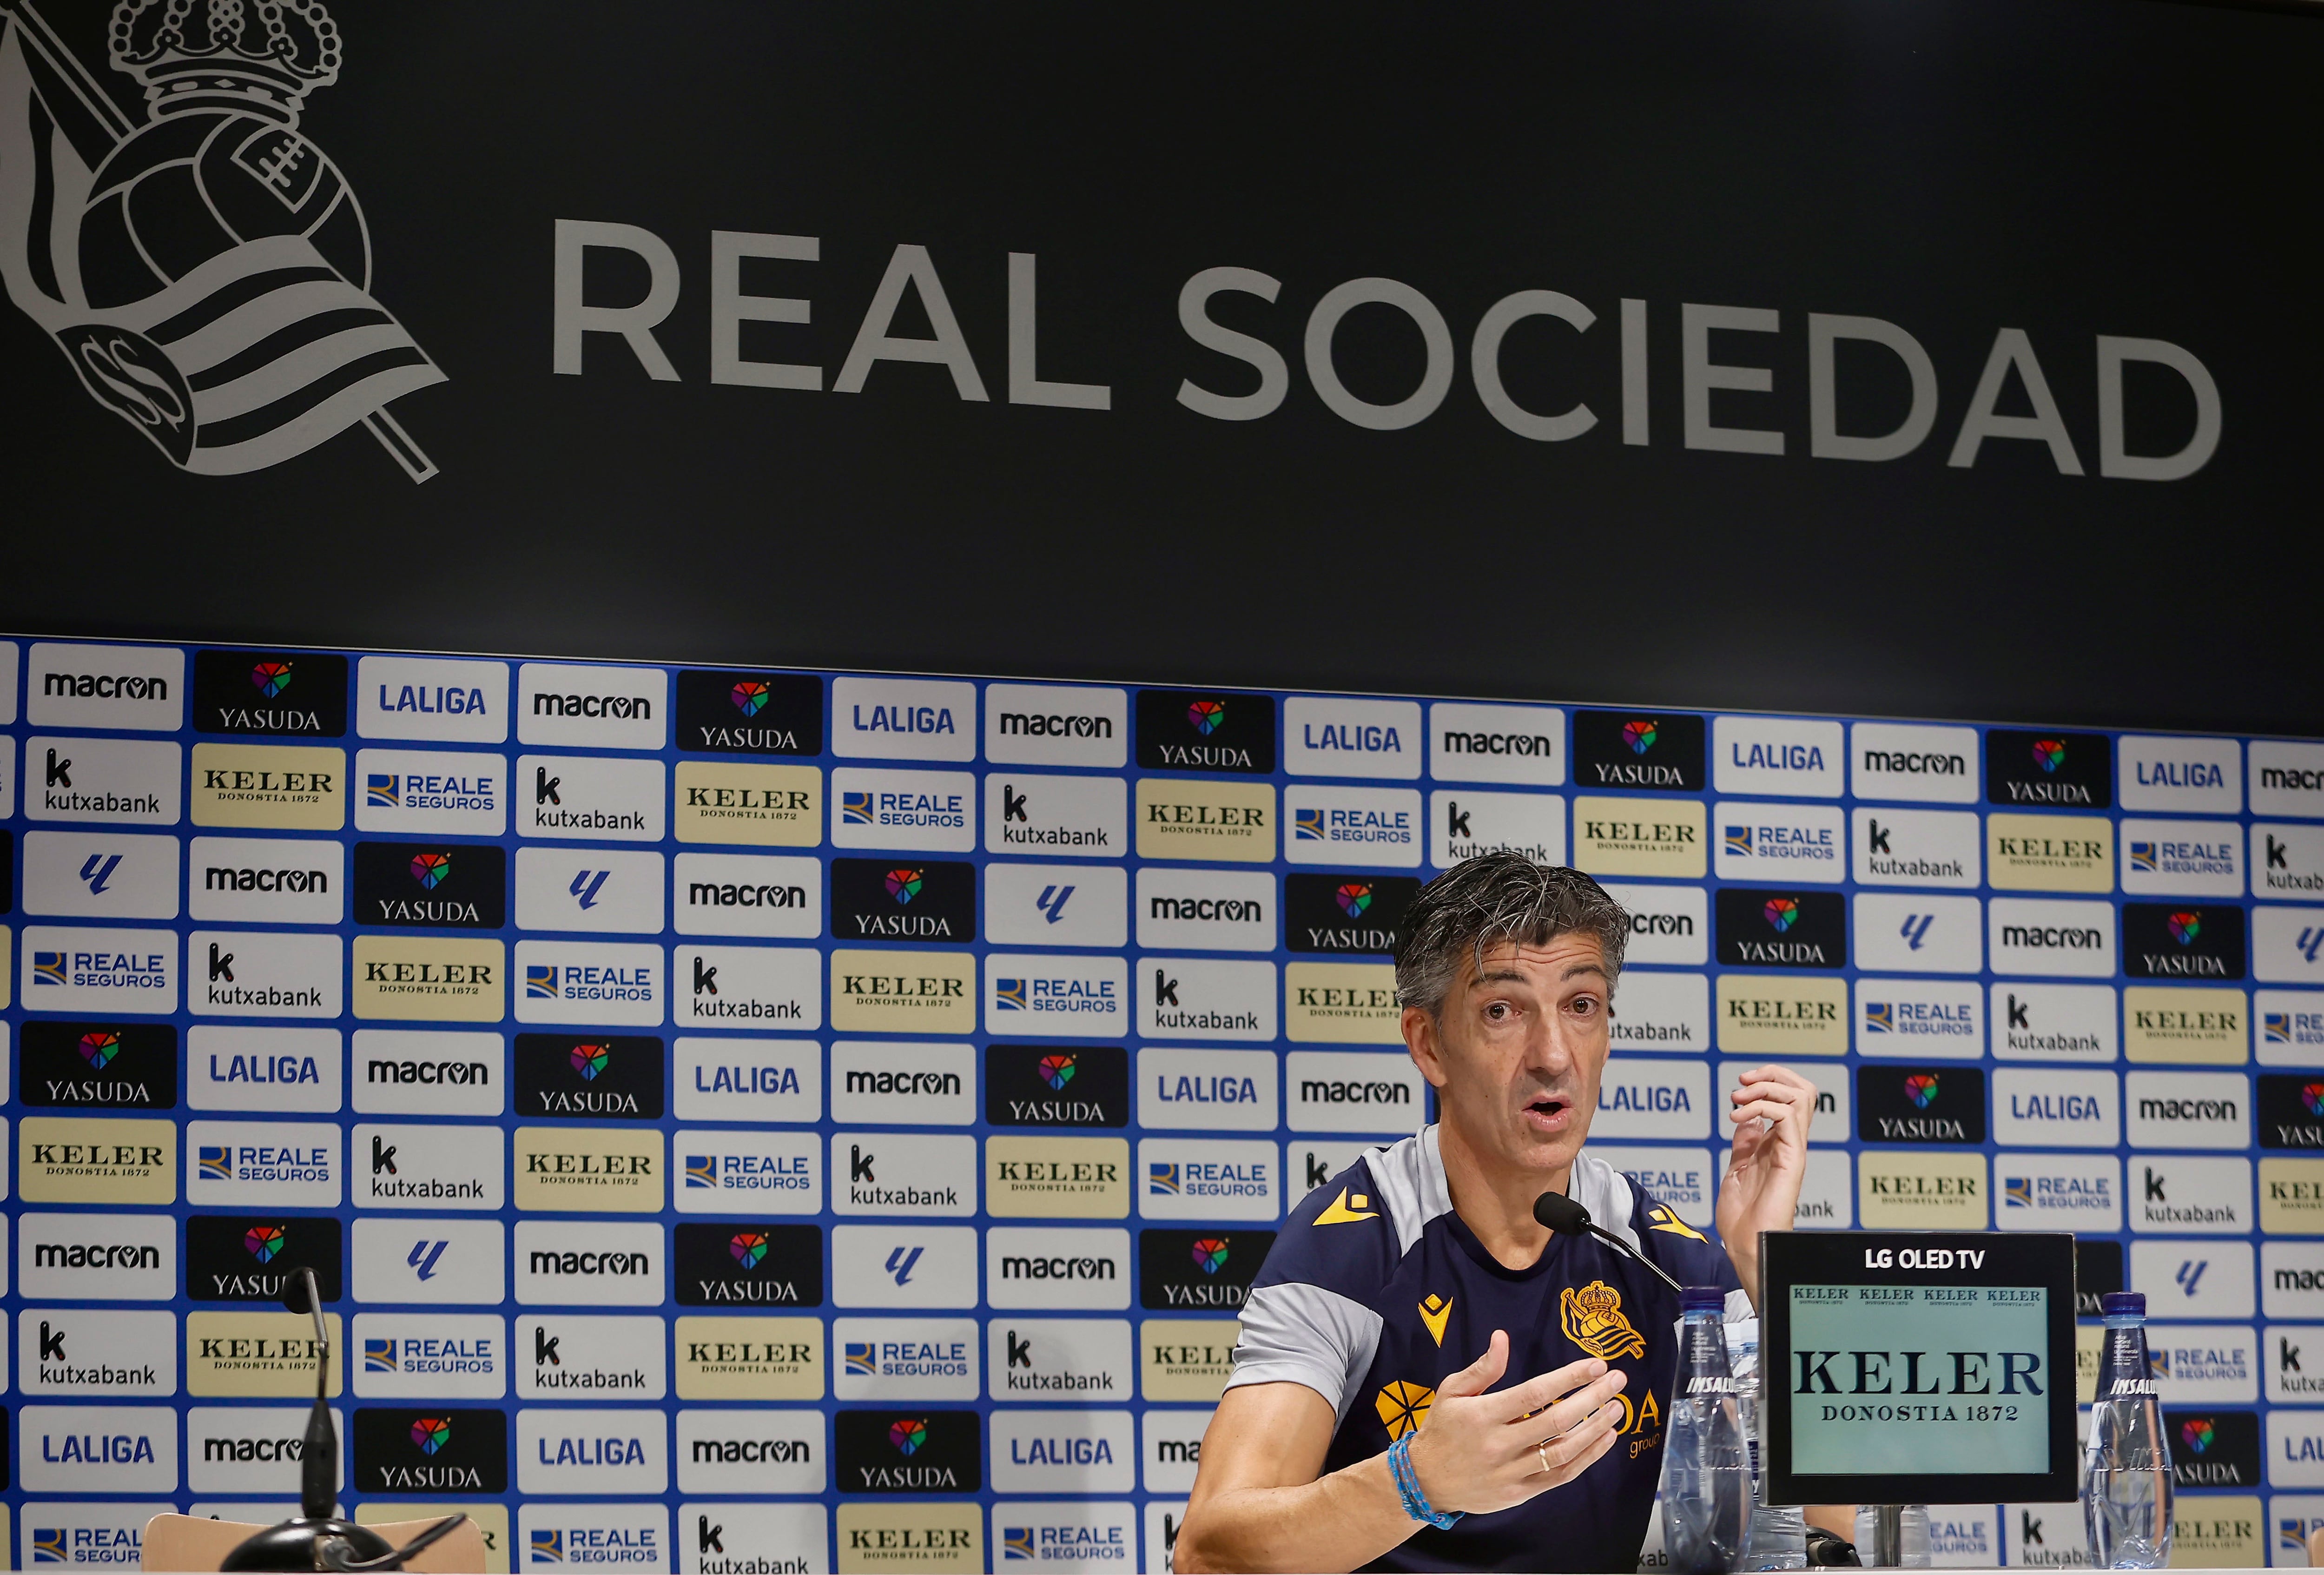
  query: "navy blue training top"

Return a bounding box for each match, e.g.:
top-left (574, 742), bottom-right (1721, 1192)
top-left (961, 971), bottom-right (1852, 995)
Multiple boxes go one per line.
top-left (1226, 1129), bottom-right (1746, 1574)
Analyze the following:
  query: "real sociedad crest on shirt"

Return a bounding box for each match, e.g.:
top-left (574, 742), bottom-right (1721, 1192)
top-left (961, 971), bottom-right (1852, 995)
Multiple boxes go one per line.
top-left (0, 0), bottom-right (441, 478)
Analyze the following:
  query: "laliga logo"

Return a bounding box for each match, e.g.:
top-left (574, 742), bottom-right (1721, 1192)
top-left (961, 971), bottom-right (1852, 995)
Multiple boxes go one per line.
top-left (0, 0), bottom-right (441, 478)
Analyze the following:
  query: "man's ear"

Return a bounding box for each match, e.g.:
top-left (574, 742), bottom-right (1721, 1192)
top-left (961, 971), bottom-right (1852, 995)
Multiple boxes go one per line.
top-left (1403, 1004), bottom-right (1451, 1091)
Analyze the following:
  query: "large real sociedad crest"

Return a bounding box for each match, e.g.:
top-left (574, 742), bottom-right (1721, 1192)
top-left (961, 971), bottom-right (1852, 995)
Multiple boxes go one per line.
top-left (0, 0), bottom-right (440, 478)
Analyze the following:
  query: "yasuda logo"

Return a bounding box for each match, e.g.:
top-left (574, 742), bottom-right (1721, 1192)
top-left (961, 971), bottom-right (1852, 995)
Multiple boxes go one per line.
top-left (1624, 720), bottom-right (1659, 754)
top-left (2168, 911), bottom-right (2202, 945)
top-left (246, 1224), bottom-right (286, 1262)
top-left (1905, 1073), bottom-right (1940, 1108)
top-left (1186, 701), bottom-right (1224, 735)
top-left (569, 1044), bottom-right (609, 1080)
top-left (731, 682), bottom-right (770, 717)
top-left (2179, 1417), bottom-right (2214, 1453)
top-left (79, 1031), bottom-right (121, 1067)
top-left (251, 662), bottom-right (293, 697)
top-left (1335, 882), bottom-right (1373, 918)
top-left (1191, 1237), bottom-right (1229, 1274)
top-left (410, 1416), bottom-right (451, 1455)
top-left (885, 868), bottom-right (923, 904)
top-left (409, 852), bottom-right (450, 889)
top-left (2034, 739), bottom-right (2067, 773)
top-left (1763, 898), bottom-right (1798, 932)
top-left (1040, 1054), bottom-right (1076, 1090)
top-left (2302, 1083), bottom-right (2324, 1118)
top-left (889, 1418), bottom-right (929, 1455)
top-left (729, 1231), bottom-right (769, 1268)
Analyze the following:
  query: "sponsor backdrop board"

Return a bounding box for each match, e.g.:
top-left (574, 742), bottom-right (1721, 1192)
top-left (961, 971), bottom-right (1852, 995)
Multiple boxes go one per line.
top-left (0, 641), bottom-right (2318, 1571)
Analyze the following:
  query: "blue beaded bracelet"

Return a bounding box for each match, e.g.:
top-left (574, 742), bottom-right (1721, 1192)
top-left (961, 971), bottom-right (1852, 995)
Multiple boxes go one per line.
top-left (1387, 1432), bottom-right (1462, 1529)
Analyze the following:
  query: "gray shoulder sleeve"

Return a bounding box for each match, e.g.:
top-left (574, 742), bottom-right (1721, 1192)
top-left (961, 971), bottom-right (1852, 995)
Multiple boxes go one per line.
top-left (1224, 1280), bottom-right (1386, 1426)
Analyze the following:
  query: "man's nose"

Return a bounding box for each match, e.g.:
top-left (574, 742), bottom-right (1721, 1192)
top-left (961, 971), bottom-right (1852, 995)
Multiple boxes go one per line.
top-left (1523, 1009), bottom-right (1576, 1077)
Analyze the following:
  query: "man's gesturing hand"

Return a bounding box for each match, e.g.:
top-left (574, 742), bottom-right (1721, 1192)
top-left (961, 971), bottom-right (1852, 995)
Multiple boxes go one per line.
top-left (1404, 1330), bottom-right (1629, 1517)
top-left (1717, 1063), bottom-right (1817, 1307)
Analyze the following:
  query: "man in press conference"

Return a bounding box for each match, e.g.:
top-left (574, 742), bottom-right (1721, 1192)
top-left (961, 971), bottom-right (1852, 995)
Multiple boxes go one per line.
top-left (1175, 853), bottom-right (1817, 1574)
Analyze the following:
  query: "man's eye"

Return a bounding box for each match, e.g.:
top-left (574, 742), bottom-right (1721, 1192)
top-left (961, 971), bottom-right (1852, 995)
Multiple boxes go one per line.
top-left (1570, 997), bottom-right (1599, 1017)
top-left (1485, 1002), bottom-right (1511, 1021)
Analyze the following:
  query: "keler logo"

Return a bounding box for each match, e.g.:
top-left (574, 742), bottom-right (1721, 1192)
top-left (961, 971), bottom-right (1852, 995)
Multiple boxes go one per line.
top-left (0, 1), bottom-right (443, 478)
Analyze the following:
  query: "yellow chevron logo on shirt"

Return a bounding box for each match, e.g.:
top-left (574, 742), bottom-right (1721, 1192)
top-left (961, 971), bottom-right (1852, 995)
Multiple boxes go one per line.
top-left (1314, 1187), bottom-right (1379, 1225)
top-left (1416, 1292), bottom-right (1453, 1347)
top-left (1645, 1204), bottom-right (1707, 1242)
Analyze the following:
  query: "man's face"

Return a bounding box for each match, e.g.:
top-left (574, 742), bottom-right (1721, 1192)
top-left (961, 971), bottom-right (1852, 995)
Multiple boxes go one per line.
top-left (1405, 931), bottom-right (1614, 1180)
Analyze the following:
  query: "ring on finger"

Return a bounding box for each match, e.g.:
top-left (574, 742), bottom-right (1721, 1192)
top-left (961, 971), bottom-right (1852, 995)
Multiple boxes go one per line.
top-left (1537, 1439), bottom-right (1552, 1474)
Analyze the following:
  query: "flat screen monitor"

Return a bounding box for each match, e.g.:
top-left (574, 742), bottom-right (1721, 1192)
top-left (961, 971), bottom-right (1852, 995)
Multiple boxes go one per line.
top-left (1759, 1230), bottom-right (2080, 1507)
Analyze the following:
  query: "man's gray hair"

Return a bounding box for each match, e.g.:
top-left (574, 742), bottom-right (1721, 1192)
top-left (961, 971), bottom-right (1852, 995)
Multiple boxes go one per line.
top-left (1393, 851), bottom-right (1629, 1017)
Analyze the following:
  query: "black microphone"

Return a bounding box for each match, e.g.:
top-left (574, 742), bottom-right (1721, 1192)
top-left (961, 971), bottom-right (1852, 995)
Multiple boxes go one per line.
top-left (1533, 1191), bottom-right (1688, 1298)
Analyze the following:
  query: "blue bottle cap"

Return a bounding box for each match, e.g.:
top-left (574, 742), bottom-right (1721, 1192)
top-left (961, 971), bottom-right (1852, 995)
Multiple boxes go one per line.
top-left (1682, 1285), bottom-right (1728, 1313)
top-left (2100, 1291), bottom-right (2145, 1316)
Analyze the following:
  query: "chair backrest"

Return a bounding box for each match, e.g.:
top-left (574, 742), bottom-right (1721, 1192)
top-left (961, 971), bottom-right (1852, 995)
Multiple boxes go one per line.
top-left (139, 1516), bottom-right (257, 1573)
top-left (140, 1513), bottom-right (489, 1573)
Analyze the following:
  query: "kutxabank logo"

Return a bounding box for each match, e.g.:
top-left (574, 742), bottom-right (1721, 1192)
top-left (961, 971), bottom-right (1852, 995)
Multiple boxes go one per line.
top-left (0, 0), bottom-right (442, 478)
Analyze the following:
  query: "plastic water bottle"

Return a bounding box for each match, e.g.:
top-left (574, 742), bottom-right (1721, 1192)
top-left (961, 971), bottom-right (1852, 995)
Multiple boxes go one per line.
top-left (1727, 1317), bottom-right (1805, 1570)
top-left (1664, 1286), bottom-right (1749, 1575)
top-left (2083, 1290), bottom-right (2174, 1568)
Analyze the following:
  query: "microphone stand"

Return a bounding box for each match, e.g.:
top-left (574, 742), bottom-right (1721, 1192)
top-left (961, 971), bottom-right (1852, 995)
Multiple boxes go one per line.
top-left (219, 1268), bottom-right (403, 1571)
